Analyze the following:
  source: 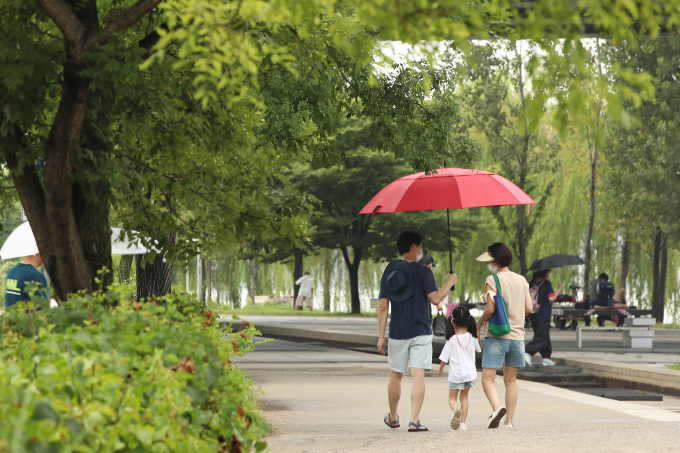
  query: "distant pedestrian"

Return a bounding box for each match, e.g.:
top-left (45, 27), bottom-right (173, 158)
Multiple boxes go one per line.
top-left (475, 243), bottom-right (532, 429)
top-left (378, 231), bottom-right (457, 432)
top-left (437, 306), bottom-right (480, 431)
top-left (418, 255), bottom-right (436, 269)
top-left (294, 272), bottom-right (314, 311)
top-left (5, 253), bottom-right (49, 308)
top-left (524, 269), bottom-right (563, 367)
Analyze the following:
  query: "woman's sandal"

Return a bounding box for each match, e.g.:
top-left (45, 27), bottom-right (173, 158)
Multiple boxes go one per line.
top-left (408, 420), bottom-right (428, 432)
top-left (384, 414), bottom-right (400, 428)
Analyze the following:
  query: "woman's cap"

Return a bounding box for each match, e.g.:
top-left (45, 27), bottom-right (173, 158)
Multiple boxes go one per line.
top-left (475, 251), bottom-right (494, 262)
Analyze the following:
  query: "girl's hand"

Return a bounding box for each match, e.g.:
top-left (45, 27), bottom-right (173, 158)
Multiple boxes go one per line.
top-left (437, 370), bottom-right (443, 377)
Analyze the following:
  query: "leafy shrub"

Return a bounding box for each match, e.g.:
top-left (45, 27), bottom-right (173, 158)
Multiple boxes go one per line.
top-left (0, 285), bottom-right (268, 452)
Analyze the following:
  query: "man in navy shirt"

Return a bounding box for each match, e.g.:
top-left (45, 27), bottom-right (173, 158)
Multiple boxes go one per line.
top-left (378, 231), bottom-right (457, 432)
top-left (5, 253), bottom-right (48, 308)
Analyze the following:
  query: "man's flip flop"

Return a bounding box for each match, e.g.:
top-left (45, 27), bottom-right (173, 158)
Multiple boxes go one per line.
top-left (384, 414), bottom-right (399, 428)
top-left (487, 406), bottom-right (507, 429)
top-left (408, 421), bottom-right (428, 432)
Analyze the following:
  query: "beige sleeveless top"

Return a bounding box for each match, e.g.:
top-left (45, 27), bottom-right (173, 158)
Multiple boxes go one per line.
top-left (484, 271), bottom-right (531, 341)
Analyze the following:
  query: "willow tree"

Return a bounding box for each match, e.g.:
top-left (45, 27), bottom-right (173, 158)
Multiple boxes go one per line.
top-left (457, 42), bottom-right (561, 276)
top-left (601, 38), bottom-right (680, 322)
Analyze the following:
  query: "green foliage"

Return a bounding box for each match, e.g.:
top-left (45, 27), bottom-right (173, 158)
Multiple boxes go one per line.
top-left (0, 285), bottom-right (268, 452)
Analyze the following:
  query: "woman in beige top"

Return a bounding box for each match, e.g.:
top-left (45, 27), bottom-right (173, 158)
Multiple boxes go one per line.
top-left (475, 243), bottom-right (532, 429)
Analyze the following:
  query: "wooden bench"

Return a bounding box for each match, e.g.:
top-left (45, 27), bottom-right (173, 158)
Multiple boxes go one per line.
top-left (575, 317), bottom-right (656, 348)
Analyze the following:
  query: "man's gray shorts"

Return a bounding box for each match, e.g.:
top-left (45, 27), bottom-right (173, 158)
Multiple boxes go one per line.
top-left (388, 335), bottom-right (433, 373)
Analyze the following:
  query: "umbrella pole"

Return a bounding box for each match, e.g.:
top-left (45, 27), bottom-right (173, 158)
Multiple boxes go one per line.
top-left (444, 160), bottom-right (455, 292)
top-left (446, 207), bottom-right (455, 292)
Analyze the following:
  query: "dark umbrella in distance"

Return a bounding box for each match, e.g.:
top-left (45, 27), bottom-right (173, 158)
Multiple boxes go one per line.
top-left (528, 254), bottom-right (585, 271)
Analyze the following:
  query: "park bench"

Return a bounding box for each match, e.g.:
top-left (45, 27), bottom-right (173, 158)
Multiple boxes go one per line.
top-left (573, 316), bottom-right (656, 348)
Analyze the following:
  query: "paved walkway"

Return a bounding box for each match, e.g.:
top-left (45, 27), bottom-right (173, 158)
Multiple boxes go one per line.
top-left (237, 337), bottom-right (680, 453)
top-left (223, 314), bottom-right (680, 352)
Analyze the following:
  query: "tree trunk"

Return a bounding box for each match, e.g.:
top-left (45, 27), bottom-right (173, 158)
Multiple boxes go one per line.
top-left (657, 235), bottom-right (668, 324)
top-left (226, 258), bottom-right (241, 308)
top-left (248, 257), bottom-right (256, 306)
top-left (585, 39), bottom-right (604, 292)
top-left (119, 255), bottom-right (133, 283)
top-left (196, 254), bottom-right (203, 301)
top-left (201, 258), bottom-right (207, 302)
top-left (8, 1), bottom-right (107, 300)
top-left (341, 246), bottom-right (363, 314)
top-left (619, 232), bottom-right (630, 290)
top-left (583, 131), bottom-right (598, 291)
top-left (651, 228), bottom-right (662, 319)
top-left (206, 259), bottom-right (212, 302)
top-left (516, 200), bottom-right (527, 276)
top-left (322, 248), bottom-right (333, 311)
top-left (293, 248), bottom-right (304, 301)
top-left (514, 43), bottom-right (530, 277)
top-left (136, 231), bottom-right (175, 301)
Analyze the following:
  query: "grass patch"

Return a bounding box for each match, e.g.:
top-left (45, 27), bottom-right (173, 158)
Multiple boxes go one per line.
top-left (213, 301), bottom-right (377, 317)
top-left (654, 323), bottom-right (680, 329)
top-left (667, 364), bottom-right (680, 371)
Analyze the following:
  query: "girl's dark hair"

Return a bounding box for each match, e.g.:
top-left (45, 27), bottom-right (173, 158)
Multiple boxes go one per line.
top-left (529, 269), bottom-right (549, 287)
top-left (487, 242), bottom-right (513, 268)
top-left (445, 306), bottom-right (477, 340)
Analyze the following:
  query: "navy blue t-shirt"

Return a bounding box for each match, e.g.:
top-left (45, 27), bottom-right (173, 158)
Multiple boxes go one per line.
top-left (380, 262), bottom-right (438, 340)
top-left (5, 263), bottom-right (48, 308)
top-left (530, 280), bottom-right (554, 322)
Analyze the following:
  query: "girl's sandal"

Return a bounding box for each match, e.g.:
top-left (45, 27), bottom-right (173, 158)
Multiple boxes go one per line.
top-left (384, 414), bottom-right (400, 428)
top-left (408, 421), bottom-right (428, 432)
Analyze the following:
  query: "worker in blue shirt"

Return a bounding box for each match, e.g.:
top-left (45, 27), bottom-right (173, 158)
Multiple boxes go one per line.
top-left (5, 253), bottom-right (49, 308)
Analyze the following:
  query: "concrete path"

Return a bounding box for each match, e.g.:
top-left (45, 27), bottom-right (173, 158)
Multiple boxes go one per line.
top-left (224, 314), bottom-right (680, 352)
top-left (237, 337), bottom-right (680, 453)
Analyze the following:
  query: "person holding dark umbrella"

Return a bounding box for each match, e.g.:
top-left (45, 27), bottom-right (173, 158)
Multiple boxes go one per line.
top-left (524, 269), bottom-right (563, 367)
top-left (418, 255), bottom-right (436, 269)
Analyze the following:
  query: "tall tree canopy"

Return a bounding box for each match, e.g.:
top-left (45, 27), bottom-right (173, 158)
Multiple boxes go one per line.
top-left (293, 116), bottom-right (477, 313)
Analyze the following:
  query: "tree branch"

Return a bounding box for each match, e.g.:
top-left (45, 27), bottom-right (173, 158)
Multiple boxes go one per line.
top-left (86, 0), bottom-right (163, 50)
top-left (36, 0), bottom-right (87, 45)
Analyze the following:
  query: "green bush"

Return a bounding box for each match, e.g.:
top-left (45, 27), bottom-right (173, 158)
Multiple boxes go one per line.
top-left (0, 285), bottom-right (268, 452)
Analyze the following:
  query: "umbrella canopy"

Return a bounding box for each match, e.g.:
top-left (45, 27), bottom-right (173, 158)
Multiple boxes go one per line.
top-left (528, 254), bottom-right (585, 271)
top-left (0, 223), bottom-right (149, 260)
top-left (359, 167), bottom-right (535, 215)
top-left (359, 167), bottom-right (535, 275)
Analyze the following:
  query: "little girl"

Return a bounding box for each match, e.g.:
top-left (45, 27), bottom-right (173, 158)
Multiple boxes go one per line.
top-left (437, 306), bottom-right (481, 430)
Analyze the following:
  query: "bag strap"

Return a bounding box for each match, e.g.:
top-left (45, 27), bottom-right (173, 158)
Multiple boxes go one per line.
top-left (493, 273), bottom-right (504, 300)
top-left (492, 273), bottom-right (509, 321)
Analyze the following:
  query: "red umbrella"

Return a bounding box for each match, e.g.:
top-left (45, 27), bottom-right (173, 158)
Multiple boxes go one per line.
top-left (359, 167), bottom-right (535, 274)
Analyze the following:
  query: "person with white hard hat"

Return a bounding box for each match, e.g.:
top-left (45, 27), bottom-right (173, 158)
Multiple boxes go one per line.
top-left (5, 252), bottom-right (48, 308)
